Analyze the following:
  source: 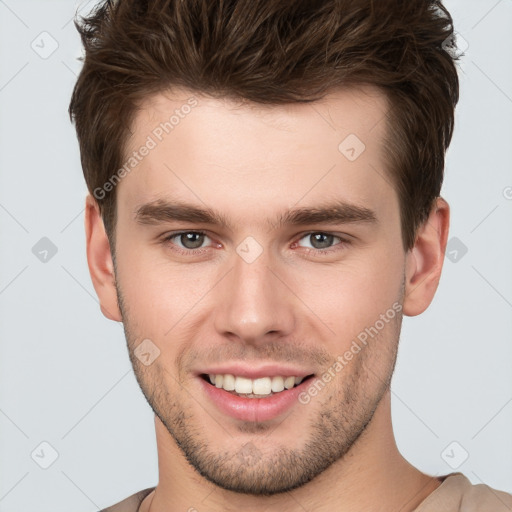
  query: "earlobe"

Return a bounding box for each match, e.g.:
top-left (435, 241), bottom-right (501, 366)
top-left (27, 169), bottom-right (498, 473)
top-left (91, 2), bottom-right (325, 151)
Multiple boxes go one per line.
top-left (84, 194), bottom-right (122, 322)
top-left (402, 197), bottom-right (450, 317)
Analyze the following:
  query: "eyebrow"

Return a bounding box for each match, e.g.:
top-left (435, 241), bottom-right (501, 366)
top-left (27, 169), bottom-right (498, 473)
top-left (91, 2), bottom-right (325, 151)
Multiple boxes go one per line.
top-left (134, 198), bottom-right (377, 230)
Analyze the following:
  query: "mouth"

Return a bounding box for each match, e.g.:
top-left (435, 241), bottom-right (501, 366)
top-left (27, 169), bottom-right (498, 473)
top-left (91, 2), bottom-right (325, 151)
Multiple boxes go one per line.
top-left (196, 366), bottom-right (318, 422)
top-left (199, 373), bottom-right (316, 398)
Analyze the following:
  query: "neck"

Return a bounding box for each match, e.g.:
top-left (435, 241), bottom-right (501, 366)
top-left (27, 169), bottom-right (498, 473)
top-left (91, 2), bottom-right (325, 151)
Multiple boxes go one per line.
top-left (141, 390), bottom-right (441, 512)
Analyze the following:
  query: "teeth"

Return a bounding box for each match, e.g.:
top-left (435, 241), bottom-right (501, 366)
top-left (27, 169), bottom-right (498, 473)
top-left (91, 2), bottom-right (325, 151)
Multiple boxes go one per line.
top-left (206, 373), bottom-right (308, 396)
top-left (222, 373), bottom-right (236, 391)
top-left (235, 376), bottom-right (253, 394)
top-left (284, 376), bottom-right (295, 389)
top-left (271, 376), bottom-right (284, 392)
top-left (253, 377), bottom-right (272, 395)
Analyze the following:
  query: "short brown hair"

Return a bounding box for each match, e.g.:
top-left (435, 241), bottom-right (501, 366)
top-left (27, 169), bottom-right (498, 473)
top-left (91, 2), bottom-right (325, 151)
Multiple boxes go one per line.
top-left (69, 0), bottom-right (459, 251)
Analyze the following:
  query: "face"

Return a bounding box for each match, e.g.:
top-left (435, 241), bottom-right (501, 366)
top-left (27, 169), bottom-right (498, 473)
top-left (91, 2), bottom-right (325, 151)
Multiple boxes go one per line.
top-left (110, 86), bottom-right (408, 495)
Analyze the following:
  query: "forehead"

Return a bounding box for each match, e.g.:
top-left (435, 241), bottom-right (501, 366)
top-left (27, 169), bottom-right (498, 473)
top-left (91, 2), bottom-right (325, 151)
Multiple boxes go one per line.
top-left (118, 86), bottom-right (395, 228)
top-left (132, 85), bottom-right (388, 142)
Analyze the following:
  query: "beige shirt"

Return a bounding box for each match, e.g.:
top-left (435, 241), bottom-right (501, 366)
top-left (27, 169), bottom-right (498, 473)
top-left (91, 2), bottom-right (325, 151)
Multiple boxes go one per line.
top-left (413, 473), bottom-right (512, 511)
top-left (101, 473), bottom-right (512, 511)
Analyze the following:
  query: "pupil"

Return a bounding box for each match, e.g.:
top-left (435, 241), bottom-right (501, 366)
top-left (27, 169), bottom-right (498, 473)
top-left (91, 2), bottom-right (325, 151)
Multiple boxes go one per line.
top-left (181, 233), bottom-right (204, 249)
top-left (311, 233), bottom-right (333, 249)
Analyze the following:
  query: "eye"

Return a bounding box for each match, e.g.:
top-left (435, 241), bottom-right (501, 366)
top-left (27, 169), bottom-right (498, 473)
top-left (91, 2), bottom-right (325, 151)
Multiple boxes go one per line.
top-left (162, 231), bottom-right (215, 252)
top-left (160, 230), bottom-right (348, 257)
top-left (295, 232), bottom-right (346, 253)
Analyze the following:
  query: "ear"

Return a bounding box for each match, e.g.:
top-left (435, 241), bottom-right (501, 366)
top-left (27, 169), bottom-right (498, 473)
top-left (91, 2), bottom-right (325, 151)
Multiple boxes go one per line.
top-left (84, 194), bottom-right (122, 322)
top-left (403, 197), bottom-right (450, 316)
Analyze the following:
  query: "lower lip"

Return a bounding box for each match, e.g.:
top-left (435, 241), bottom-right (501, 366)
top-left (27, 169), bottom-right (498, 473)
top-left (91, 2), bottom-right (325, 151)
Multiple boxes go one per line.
top-left (199, 376), bottom-right (313, 422)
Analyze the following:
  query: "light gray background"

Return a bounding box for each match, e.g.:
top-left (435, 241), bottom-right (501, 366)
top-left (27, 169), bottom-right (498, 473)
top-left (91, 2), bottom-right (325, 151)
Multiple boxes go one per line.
top-left (0, 1), bottom-right (511, 511)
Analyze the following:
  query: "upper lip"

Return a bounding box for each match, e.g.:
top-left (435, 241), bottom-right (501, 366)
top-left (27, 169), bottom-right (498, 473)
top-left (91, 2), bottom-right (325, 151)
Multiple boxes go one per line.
top-left (196, 363), bottom-right (315, 380)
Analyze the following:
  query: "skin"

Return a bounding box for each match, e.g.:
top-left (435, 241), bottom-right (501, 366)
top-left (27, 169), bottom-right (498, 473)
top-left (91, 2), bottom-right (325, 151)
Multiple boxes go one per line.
top-left (85, 85), bottom-right (450, 512)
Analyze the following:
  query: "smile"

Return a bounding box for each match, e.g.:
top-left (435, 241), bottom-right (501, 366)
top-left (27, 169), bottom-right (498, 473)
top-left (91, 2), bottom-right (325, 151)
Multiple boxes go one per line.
top-left (199, 373), bottom-right (316, 422)
top-left (203, 373), bottom-right (311, 397)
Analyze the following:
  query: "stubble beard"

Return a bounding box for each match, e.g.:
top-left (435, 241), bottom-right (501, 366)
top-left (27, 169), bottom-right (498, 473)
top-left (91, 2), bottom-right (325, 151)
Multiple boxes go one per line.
top-left (115, 277), bottom-right (402, 496)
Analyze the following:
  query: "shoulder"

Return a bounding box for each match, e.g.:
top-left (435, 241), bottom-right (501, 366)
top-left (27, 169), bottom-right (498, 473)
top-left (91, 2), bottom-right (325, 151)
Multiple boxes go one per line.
top-left (100, 487), bottom-right (155, 512)
top-left (458, 476), bottom-right (512, 511)
top-left (415, 473), bottom-right (512, 512)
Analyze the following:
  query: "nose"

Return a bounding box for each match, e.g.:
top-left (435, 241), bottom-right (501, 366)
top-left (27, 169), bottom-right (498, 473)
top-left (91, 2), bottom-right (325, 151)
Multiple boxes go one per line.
top-left (213, 244), bottom-right (296, 345)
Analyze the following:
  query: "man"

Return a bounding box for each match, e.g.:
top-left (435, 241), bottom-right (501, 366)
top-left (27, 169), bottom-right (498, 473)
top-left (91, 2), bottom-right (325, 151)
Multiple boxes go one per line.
top-left (69, 0), bottom-right (512, 510)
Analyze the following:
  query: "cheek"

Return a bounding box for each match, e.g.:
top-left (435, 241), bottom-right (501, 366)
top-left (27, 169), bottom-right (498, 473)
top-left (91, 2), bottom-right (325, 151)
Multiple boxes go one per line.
top-left (115, 247), bottom-right (219, 334)
top-left (115, 222), bottom-right (405, 345)
top-left (290, 251), bottom-right (404, 342)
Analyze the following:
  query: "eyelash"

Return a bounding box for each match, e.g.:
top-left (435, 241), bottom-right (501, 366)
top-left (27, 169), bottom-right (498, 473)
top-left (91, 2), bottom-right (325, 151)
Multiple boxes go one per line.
top-left (160, 230), bottom-right (350, 257)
